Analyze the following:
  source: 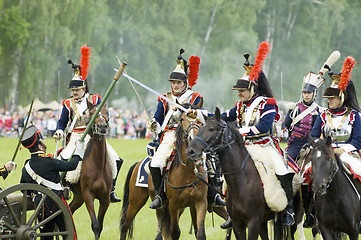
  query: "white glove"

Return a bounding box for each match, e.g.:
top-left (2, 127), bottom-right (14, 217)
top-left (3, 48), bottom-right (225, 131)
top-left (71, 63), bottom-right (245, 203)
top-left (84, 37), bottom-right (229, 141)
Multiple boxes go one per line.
top-left (53, 129), bottom-right (64, 141)
top-left (148, 119), bottom-right (160, 134)
top-left (73, 140), bottom-right (85, 159)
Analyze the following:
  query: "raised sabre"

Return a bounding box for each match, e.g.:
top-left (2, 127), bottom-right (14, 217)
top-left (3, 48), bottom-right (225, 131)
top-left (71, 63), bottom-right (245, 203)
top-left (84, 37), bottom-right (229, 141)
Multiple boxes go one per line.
top-left (113, 68), bottom-right (188, 112)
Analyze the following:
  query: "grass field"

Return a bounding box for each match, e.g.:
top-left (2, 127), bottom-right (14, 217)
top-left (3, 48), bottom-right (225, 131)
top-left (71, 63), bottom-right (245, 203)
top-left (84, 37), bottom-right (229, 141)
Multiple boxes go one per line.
top-left (0, 137), bottom-right (318, 239)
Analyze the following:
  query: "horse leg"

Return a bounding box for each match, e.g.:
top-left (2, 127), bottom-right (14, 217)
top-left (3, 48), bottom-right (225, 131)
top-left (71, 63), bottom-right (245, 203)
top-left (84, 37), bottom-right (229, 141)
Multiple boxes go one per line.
top-left (83, 191), bottom-right (101, 240)
top-left (318, 223), bottom-right (334, 240)
top-left (247, 219), bottom-right (262, 240)
top-left (232, 222), bottom-right (246, 240)
top-left (259, 221), bottom-right (269, 240)
top-left (168, 202), bottom-right (181, 240)
top-left (195, 201), bottom-right (207, 240)
top-left (96, 197), bottom-right (110, 239)
top-left (189, 206), bottom-right (198, 236)
top-left (69, 193), bottom-right (84, 214)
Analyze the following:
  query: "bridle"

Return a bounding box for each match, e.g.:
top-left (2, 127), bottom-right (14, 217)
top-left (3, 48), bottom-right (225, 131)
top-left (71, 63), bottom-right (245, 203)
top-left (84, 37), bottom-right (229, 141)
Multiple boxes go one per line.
top-left (192, 119), bottom-right (250, 175)
top-left (193, 119), bottom-right (234, 158)
top-left (311, 147), bottom-right (339, 192)
top-left (178, 116), bottom-right (202, 166)
top-left (89, 106), bottom-right (109, 138)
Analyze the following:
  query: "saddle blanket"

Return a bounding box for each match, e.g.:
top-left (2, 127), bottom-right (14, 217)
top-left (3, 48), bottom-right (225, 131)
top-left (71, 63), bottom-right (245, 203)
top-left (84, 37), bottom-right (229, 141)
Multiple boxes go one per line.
top-left (135, 157), bottom-right (150, 188)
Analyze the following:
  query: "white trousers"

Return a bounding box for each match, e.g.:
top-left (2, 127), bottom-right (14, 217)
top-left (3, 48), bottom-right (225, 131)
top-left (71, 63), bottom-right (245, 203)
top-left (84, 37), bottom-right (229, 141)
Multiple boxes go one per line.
top-left (150, 131), bottom-right (176, 172)
top-left (340, 152), bottom-right (361, 176)
top-left (59, 132), bottom-right (118, 178)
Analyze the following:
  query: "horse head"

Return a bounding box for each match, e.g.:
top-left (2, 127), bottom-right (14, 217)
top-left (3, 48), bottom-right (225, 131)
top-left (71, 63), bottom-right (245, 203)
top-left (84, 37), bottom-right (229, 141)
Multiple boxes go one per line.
top-left (307, 134), bottom-right (339, 195)
top-left (87, 101), bottom-right (109, 137)
top-left (174, 103), bottom-right (205, 166)
top-left (186, 107), bottom-right (228, 162)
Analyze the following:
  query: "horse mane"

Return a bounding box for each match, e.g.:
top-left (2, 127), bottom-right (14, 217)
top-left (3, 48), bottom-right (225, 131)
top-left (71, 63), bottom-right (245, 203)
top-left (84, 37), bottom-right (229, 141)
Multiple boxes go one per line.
top-left (316, 139), bottom-right (344, 168)
top-left (83, 138), bottom-right (93, 160)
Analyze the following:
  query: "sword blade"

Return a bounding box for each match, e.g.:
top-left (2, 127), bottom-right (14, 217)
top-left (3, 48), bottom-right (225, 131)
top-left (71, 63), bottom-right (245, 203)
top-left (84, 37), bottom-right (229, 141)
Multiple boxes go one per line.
top-left (114, 68), bottom-right (188, 112)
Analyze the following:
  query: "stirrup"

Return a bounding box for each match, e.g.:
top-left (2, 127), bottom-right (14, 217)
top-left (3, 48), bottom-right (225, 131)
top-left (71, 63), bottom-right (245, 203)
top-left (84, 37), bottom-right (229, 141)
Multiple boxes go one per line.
top-left (282, 210), bottom-right (295, 227)
top-left (213, 194), bottom-right (226, 207)
top-left (149, 195), bottom-right (163, 209)
top-left (220, 217), bottom-right (232, 229)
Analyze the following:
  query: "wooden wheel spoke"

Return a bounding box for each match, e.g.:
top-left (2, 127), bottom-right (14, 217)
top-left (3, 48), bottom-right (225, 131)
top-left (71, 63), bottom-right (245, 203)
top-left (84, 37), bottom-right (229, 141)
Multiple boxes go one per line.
top-left (27, 194), bottom-right (47, 226)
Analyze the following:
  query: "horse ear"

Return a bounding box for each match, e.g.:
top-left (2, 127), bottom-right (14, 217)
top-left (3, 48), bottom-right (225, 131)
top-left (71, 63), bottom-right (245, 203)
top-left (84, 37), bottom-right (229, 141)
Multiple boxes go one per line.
top-left (326, 135), bottom-right (332, 146)
top-left (215, 107), bottom-right (221, 121)
top-left (307, 133), bottom-right (316, 147)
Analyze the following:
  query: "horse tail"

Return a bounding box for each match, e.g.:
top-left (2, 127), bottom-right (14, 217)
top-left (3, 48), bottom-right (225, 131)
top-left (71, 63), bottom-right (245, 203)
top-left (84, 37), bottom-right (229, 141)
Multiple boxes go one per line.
top-left (120, 162), bottom-right (138, 239)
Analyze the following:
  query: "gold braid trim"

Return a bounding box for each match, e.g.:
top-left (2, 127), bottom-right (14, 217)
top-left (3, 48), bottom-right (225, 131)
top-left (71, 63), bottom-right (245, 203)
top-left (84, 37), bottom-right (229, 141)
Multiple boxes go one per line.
top-left (326, 108), bottom-right (351, 131)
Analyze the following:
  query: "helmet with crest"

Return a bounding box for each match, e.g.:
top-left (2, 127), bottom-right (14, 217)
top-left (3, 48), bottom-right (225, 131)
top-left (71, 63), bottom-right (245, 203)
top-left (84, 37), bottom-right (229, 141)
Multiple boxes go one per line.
top-left (323, 56), bottom-right (360, 112)
top-left (301, 50), bottom-right (340, 102)
top-left (169, 49), bottom-right (200, 94)
top-left (68, 44), bottom-right (92, 92)
top-left (232, 41), bottom-right (273, 98)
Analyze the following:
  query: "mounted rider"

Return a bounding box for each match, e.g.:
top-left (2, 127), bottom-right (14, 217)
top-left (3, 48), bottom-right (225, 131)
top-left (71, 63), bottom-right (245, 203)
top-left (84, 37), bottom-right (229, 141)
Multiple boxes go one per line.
top-left (53, 44), bottom-right (123, 203)
top-left (219, 41), bottom-right (298, 228)
top-left (310, 56), bottom-right (361, 180)
top-left (284, 51), bottom-right (340, 228)
top-left (148, 49), bottom-right (226, 209)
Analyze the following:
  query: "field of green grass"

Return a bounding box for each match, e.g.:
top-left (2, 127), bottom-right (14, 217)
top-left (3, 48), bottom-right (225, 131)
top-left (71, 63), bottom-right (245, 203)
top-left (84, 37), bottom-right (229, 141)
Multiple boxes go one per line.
top-left (0, 137), bottom-right (318, 239)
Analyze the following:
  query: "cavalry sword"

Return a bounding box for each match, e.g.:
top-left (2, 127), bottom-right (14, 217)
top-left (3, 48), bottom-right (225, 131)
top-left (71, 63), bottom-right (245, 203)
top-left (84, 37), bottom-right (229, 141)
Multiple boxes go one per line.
top-left (113, 68), bottom-right (188, 113)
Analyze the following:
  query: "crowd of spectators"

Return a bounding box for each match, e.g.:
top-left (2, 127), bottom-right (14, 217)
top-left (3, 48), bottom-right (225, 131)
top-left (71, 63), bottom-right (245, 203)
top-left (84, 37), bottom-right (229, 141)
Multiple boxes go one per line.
top-left (0, 107), bottom-right (150, 140)
top-left (0, 107), bottom-right (289, 142)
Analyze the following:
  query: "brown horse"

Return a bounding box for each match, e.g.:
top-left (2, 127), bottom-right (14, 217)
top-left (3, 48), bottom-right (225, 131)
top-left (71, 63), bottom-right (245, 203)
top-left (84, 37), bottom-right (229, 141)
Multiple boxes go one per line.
top-left (186, 108), bottom-right (303, 240)
top-left (69, 103), bottom-right (113, 240)
top-left (120, 105), bottom-right (230, 240)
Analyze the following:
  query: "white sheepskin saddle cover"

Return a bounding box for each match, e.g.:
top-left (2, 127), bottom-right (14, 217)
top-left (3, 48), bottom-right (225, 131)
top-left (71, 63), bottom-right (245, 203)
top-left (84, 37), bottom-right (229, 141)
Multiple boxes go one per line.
top-left (65, 152), bottom-right (117, 184)
top-left (65, 161), bottom-right (82, 184)
top-left (245, 144), bottom-right (288, 212)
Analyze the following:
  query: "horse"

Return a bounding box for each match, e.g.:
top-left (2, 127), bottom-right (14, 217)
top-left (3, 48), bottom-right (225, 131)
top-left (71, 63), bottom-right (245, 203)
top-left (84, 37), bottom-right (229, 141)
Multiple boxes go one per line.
top-left (68, 102), bottom-right (113, 240)
top-left (186, 107), bottom-right (302, 240)
top-left (307, 135), bottom-right (361, 240)
top-left (120, 104), bottom-right (230, 240)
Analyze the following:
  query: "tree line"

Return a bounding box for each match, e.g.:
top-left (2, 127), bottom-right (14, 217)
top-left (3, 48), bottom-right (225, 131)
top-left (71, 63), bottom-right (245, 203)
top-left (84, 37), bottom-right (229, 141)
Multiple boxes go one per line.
top-left (1, 0), bottom-right (360, 112)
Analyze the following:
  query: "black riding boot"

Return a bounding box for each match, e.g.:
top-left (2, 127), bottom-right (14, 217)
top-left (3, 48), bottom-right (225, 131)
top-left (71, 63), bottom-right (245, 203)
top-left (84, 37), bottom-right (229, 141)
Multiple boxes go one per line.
top-left (207, 176), bottom-right (226, 207)
top-left (301, 185), bottom-right (315, 228)
top-left (110, 158), bottom-right (123, 203)
top-left (220, 216), bottom-right (232, 229)
top-left (277, 173), bottom-right (295, 227)
top-left (149, 167), bottom-right (164, 209)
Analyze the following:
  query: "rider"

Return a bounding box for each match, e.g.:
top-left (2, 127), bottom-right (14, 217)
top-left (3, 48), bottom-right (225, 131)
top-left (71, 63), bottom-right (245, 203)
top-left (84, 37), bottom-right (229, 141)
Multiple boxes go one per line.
top-left (311, 56), bottom-right (361, 179)
top-left (218, 41), bottom-right (297, 228)
top-left (284, 71), bottom-right (324, 228)
top-left (0, 161), bottom-right (15, 180)
top-left (53, 45), bottom-right (123, 203)
top-left (148, 49), bottom-right (226, 209)
top-left (20, 125), bottom-right (83, 240)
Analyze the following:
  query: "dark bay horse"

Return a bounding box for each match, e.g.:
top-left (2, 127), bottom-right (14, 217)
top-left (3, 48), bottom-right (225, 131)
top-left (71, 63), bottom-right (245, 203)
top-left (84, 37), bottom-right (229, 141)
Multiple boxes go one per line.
top-left (186, 108), bottom-right (289, 240)
top-left (69, 103), bottom-right (113, 240)
top-left (307, 135), bottom-right (361, 240)
top-left (120, 106), bottom-right (230, 240)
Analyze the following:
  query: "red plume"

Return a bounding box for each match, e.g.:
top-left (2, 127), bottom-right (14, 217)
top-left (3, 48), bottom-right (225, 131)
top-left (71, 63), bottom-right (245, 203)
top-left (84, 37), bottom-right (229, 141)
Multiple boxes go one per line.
top-left (339, 56), bottom-right (357, 92)
top-left (249, 40), bottom-right (271, 82)
top-left (80, 44), bottom-right (92, 80)
top-left (188, 56), bottom-right (200, 89)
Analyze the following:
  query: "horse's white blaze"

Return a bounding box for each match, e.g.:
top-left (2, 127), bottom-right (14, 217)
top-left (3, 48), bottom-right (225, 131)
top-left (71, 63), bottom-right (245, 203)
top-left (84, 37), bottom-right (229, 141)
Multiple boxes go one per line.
top-left (316, 150), bottom-right (322, 158)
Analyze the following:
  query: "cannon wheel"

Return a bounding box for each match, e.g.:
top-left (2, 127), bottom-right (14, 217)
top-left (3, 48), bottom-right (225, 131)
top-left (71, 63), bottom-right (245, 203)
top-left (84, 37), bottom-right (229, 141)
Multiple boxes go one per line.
top-left (0, 183), bottom-right (75, 240)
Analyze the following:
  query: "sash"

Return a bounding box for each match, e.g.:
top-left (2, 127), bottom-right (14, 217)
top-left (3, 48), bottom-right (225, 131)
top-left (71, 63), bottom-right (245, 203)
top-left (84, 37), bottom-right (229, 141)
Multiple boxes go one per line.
top-left (290, 102), bottom-right (318, 128)
top-left (244, 96), bottom-right (265, 127)
top-left (161, 90), bottom-right (193, 131)
top-left (25, 162), bottom-right (63, 190)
